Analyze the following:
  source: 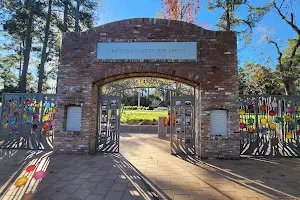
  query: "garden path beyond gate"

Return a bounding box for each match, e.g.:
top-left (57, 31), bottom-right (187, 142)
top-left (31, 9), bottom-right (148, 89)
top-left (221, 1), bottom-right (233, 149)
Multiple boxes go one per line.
top-left (0, 93), bottom-right (57, 150)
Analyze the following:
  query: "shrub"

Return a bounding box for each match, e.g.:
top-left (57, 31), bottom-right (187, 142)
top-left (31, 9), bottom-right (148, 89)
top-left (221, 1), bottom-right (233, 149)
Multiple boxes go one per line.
top-left (123, 105), bottom-right (149, 110)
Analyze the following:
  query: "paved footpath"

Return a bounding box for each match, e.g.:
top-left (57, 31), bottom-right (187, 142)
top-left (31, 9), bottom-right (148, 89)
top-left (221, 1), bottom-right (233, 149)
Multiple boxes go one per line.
top-left (0, 133), bottom-right (299, 200)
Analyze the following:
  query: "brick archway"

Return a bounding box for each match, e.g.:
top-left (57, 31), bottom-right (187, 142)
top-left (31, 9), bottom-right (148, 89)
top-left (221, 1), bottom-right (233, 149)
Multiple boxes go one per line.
top-left (93, 72), bottom-right (198, 87)
top-left (55, 18), bottom-right (240, 158)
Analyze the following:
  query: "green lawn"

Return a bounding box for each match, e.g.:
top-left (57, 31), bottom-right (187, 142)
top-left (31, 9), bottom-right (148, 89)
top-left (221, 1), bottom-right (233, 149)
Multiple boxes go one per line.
top-left (121, 110), bottom-right (168, 125)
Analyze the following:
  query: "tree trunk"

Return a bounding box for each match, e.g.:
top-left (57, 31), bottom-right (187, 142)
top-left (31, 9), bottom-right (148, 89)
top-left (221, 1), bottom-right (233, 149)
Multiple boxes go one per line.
top-left (225, 0), bottom-right (230, 31)
top-left (63, 0), bottom-right (68, 32)
top-left (20, 7), bottom-right (34, 93)
top-left (75, 0), bottom-right (80, 33)
top-left (38, 0), bottom-right (52, 93)
top-left (18, 42), bottom-right (22, 91)
top-left (137, 89), bottom-right (140, 110)
top-left (175, 83), bottom-right (180, 96)
top-left (283, 79), bottom-right (293, 95)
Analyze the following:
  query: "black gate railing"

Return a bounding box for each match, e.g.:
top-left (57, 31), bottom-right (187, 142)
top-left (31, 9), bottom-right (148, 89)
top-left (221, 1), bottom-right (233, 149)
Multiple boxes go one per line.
top-left (240, 95), bottom-right (300, 157)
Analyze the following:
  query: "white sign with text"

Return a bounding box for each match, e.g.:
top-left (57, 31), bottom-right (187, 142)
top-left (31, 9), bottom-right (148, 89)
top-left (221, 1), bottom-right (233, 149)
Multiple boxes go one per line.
top-left (66, 106), bottom-right (82, 132)
top-left (210, 110), bottom-right (228, 136)
top-left (97, 42), bottom-right (197, 60)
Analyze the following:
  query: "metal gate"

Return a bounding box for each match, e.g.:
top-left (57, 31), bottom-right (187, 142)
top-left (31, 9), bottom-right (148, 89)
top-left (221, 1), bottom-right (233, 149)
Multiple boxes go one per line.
top-left (0, 93), bottom-right (57, 150)
top-left (170, 96), bottom-right (195, 155)
top-left (240, 95), bottom-right (300, 157)
top-left (96, 95), bottom-right (120, 153)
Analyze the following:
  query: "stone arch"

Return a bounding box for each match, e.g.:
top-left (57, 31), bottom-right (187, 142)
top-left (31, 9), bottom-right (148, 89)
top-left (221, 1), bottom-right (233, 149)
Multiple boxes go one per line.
top-left (55, 18), bottom-right (240, 158)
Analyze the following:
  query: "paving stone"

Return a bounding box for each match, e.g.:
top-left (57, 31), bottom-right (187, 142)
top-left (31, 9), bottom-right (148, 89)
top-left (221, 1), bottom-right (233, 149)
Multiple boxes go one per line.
top-left (174, 194), bottom-right (192, 200)
top-left (41, 177), bottom-right (60, 185)
top-left (203, 187), bottom-right (225, 197)
top-left (85, 168), bottom-right (99, 173)
top-left (222, 191), bottom-right (245, 200)
top-left (52, 192), bottom-right (70, 200)
top-left (60, 184), bottom-right (81, 194)
top-left (115, 176), bottom-right (130, 184)
top-left (34, 187), bottom-right (59, 198)
top-left (104, 173), bottom-right (119, 180)
top-left (35, 183), bottom-right (52, 193)
top-left (97, 179), bottom-right (115, 188)
top-left (78, 172), bottom-right (94, 179)
top-left (69, 189), bottom-right (92, 199)
top-left (60, 174), bottom-right (78, 181)
top-left (52, 172), bottom-right (69, 178)
top-left (158, 189), bottom-right (174, 199)
top-left (70, 169), bottom-right (85, 175)
top-left (85, 194), bottom-right (105, 200)
top-left (157, 181), bottom-right (173, 190)
top-left (173, 185), bottom-right (190, 195)
top-left (121, 195), bottom-right (139, 200)
top-left (122, 189), bottom-right (141, 200)
top-left (187, 182), bottom-right (204, 191)
top-left (103, 191), bottom-right (124, 200)
top-left (79, 181), bottom-right (97, 190)
top-left (110, 183), bottom-right (128, 192)
top-left (49, 180), bottom-right (70, 189)
top-left (235, 189), bottom-right (259, 198)
top-left (1, 137), bottom-right (300, 200)
top-left (88, 175), bottom-right (104, 182)
top-left (215, 183), bottom-right (236, 192)
top-left (70, 178), bottom-right (88, 185)
top-left (190, 190), bottom-right (209, 200)
top-left (90, 185), bottom-right (110, 195)
top-left (207, 195), bottom-right (227, 200)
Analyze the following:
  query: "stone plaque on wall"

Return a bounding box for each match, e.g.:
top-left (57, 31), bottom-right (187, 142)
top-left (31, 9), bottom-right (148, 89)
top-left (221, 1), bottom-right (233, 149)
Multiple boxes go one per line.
top-left (210, 110), bottom-right (228, 136)
top-left (66, 106), bottom-right (82, 132)
top-left (97, 42), bottom-right (197, 60)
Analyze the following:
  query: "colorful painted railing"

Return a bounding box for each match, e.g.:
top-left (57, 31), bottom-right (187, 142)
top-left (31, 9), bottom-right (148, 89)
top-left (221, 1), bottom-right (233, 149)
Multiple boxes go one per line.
top-left (240, 95), bottom-right (300, 157)
top-left (0, 93), bottom-right (57, 150)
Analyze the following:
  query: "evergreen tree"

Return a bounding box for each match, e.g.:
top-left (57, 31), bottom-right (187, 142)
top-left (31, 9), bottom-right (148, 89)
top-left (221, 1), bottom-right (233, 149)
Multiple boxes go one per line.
top-left (207, 0), bottom-right (269, 45)
top-left (239, 62), bottom-right (283, 95)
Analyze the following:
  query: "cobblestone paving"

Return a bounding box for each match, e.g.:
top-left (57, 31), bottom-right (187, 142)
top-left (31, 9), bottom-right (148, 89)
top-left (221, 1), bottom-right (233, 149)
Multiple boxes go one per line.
top-left (0, 133), bottom-right (300, 200)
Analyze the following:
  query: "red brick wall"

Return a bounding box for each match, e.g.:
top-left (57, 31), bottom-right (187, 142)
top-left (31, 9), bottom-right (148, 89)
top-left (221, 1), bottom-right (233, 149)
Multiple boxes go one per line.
top-left (56, 18), bottom-right (240, 158)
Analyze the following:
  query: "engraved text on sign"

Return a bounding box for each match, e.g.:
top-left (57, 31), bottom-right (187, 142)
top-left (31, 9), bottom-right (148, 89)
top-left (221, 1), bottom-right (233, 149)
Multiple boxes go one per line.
top-left (97, 42), bottom-right (197, 60)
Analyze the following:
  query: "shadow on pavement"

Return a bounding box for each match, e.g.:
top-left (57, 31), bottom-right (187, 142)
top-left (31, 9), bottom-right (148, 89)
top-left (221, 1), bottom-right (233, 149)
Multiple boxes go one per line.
top-left (175, 153), bottom-right (300, 199)
top-left (0, 149), bottom-right (171, 200)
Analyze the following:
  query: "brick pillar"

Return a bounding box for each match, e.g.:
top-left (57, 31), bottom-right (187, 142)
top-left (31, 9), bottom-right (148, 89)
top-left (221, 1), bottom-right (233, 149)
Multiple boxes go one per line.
top-left (200, 90), bottom-right (240, 159)
top-left (89, 84), bottom-right (99, 154)
top-left (54, 79), bottom-right (92, 154)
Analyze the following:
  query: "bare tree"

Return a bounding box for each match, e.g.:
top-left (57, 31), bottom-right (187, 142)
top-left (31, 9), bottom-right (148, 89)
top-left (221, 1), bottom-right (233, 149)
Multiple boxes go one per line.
top-left (265, 0), bottom-right (300, 95)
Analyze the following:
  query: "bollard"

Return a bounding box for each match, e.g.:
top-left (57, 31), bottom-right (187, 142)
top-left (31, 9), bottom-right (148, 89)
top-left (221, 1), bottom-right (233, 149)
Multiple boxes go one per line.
top-left (158, 117), bottom-right (167, 138)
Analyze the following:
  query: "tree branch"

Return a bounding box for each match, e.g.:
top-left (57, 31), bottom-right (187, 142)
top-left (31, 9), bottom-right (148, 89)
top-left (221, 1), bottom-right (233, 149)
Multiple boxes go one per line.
top-left (266, 36), bottom-right (283, 68)
top-left (273, 0), bottom-right (300, 68)
top-left (273, 0), bottom-right (300, 35)
top-left (288, 39), bottom-right (300, 68)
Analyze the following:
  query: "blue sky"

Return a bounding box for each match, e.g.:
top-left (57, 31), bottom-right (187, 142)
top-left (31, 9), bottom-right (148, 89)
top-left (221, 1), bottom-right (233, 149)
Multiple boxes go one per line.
top-left (2, 0), bottom-right (299, 90)
top-left (96, 0), bottom-right (300, 68)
